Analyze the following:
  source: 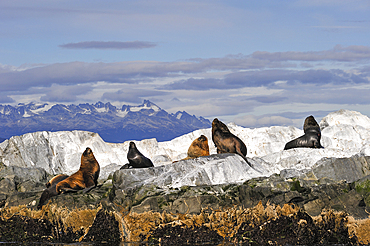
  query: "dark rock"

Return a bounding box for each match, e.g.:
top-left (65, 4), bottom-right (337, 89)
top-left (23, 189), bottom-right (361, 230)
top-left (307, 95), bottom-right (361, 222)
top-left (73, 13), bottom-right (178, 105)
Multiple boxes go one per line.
top-left (147, 225), bottom-right (223, 245)
top-left (82, 209), bottom-right (121, 243)
top-left (234, 209), bottom-right (358, 246)
top-left (0, 215), bottom-right (54, 243)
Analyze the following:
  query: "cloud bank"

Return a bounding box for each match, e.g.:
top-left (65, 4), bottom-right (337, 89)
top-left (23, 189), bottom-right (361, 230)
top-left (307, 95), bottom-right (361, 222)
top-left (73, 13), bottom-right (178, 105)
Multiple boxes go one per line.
top-left (59, 41), bottom-right (157, 50)
top-left (2, 45), bottom-right (370, 128)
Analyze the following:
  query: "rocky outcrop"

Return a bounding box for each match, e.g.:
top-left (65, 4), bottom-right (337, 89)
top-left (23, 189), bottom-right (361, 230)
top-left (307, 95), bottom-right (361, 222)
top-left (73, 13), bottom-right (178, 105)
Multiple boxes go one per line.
top-left (1, 109), bottom-right (370, 243)
top-left (112, 175), bottom-right (369, 220)
top-left (1, 153), bottom-right (370, 244)
top-left (1, 153), bottom-right (370, 218)
top-left (108, 154), bottom-right (370, 219)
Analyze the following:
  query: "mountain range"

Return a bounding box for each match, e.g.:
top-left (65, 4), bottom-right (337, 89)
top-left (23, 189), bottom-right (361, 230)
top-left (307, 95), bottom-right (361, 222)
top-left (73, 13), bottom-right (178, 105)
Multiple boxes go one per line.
top-left (0, 100), bottom-right (211, 143)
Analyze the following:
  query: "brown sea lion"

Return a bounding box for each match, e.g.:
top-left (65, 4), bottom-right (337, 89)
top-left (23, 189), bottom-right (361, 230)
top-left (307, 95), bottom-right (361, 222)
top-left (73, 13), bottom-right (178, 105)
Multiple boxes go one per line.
top-left (38, 147), bottom-right (100, 209)
top-left (120, 141), bottom-right (154, 169)
top-left (284, 115), bottom-right (323, 150)
top-left (212, 118), bottom-right (251, 165)
top-left (183, 135), bottom-right (210, 160)
top-left (45, 174), bottom-right (69, 188)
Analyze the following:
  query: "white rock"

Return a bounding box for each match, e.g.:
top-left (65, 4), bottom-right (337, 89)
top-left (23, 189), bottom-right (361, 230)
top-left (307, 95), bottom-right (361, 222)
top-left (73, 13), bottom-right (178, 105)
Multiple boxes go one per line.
top-left (1, 109), bottom-right (370, 187)
top-left (114, 153), bottom-right (272, 189)
top-left (320, 109), bottom-right (370, 130)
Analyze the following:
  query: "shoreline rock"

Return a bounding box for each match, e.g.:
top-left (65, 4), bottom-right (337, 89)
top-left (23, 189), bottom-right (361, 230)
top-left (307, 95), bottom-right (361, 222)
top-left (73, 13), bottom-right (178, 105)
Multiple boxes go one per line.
top-left (1, 154), bottom-right (369, 244)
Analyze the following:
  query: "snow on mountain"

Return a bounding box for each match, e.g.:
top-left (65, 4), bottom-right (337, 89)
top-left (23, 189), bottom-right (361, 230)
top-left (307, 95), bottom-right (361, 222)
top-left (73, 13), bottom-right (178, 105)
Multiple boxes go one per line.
top-left (0, 100), bottom-right (211, 143)
top-left (128, 100), bottom-right (161, 113)
top-left (1, 109), bottom-right (370, 187)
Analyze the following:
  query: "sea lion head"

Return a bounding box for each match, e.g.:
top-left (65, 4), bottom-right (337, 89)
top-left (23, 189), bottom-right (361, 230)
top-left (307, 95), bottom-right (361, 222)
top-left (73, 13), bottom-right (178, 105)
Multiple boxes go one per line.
top-left (197, 135), bottom-right (210, 155)
top-left (129, 141), bottom-right (136, 149)
top-left (303, 115), bottom-right (320, 133)
top-left (304, 115), bottom-right (318, 126)
top-left (127, 141), bottom-right (144, 160)
top-left (186, 135), bottom-right (210, 159)
top-left (196, 135), bottom-right (209, 151)
top-left (81, 147), bottom-right (99, 167)
top-left (83, 147), bottom-right (93, 157)
top-left (198, 135), bottom-right (207, 142)
top-left (212, 118), bottom-right (229, 133)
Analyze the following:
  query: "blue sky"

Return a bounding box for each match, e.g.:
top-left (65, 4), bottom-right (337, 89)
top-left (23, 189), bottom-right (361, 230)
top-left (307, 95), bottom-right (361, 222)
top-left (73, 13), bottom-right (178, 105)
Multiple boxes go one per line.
top-left (1, 0), bottom-right (370, 127)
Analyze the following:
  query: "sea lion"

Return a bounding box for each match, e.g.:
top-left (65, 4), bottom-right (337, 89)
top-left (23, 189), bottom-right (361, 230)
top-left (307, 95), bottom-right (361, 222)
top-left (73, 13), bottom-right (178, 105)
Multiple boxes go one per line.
top-left (212, 118), bottom-right (250, 165)
top-left (183, 135), bottom-right (210, 160)
top-left (284, 115), bottom-right (323, 150)
top-left (120, 141), bottom-right (154, 169)
top-left (38, 147), bottom-right (100, 209)
top-left (45, 174), bottom-right (69, 188)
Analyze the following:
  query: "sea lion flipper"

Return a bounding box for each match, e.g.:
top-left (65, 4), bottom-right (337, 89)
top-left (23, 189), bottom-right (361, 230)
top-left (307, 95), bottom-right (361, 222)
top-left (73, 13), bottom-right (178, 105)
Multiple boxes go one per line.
top-left (120, 164), bottom-right (131, 169)
top-left (83, 186), bottom-right (96, 194)
top-left (59, 187), bottom-right (81, 193)
top-left (37, 186), bottom-right (58, 209)
top-left (236, 151), bottom-right (252, 167)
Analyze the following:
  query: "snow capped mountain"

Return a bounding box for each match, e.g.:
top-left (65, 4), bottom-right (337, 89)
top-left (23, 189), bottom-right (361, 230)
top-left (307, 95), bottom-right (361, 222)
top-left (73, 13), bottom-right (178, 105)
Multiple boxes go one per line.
top-left (0, 100), bottom-right (211, 143)
top-left (1, 109), bottom-right (370, 188)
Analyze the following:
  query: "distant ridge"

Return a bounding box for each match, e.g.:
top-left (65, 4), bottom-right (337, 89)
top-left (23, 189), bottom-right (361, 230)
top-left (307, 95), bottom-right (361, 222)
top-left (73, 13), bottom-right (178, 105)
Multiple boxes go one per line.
top-left (0, 100), bottom-right (211, 143)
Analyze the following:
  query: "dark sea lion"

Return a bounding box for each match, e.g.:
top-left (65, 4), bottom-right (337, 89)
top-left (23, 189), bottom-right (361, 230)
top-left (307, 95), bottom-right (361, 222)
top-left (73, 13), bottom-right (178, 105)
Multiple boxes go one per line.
top-left (38, 147), bottom-right (100, 209)
top-left (284, 115), bottom-right (323, 150)
top-left (120, 141), bottom-right (154, 169)
top-left (183, 135), bottom-right (210, 160)
top-left (212, 118), bottom-right (251, 165)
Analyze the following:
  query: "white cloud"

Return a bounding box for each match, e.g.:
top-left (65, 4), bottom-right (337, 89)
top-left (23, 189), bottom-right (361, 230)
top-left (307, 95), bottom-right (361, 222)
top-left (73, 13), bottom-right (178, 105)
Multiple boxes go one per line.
top-left (233, 115), bottom-right (293, 128)
top-left (40, 84), bottom-right (94, 102)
